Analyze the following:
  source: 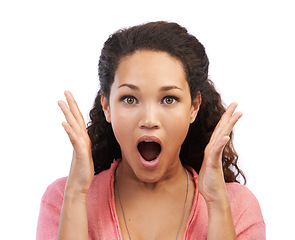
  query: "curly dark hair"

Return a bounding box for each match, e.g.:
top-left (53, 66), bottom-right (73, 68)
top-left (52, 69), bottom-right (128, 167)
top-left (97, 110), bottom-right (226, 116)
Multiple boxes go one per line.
top-left (87, 21), bottom-right (246, 184)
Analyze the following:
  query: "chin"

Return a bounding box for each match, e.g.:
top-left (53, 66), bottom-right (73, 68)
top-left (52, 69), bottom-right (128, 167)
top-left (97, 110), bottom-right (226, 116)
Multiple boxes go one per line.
top-left (137, 174), bottom-right (162, 184)
top-left (138, 163), bottom-right (171, 183)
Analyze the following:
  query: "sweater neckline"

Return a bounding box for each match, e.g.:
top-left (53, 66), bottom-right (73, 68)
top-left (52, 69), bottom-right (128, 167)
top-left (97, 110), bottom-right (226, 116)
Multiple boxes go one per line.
top-left (108, 159), bottom-right (200, 240)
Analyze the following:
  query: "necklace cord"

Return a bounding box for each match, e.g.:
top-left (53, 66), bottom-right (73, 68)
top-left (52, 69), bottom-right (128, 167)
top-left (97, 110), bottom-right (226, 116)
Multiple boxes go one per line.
top-left (116, 169), bottom-right (132, 240)
top-left (115, 168), bottom-right (189, 240)
top-left (175, 168), bottom-right (189, 240)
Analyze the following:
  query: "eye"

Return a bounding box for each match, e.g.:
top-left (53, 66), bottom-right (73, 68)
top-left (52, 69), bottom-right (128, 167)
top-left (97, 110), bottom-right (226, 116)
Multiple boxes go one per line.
top-left (162, 96), bottom-right (178, 105)
top-left (122, 96), bottom-right (137, 104)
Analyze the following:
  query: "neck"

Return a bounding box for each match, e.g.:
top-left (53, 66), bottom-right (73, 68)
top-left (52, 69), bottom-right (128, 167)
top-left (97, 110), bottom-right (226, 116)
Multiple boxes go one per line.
top-left (117, 158), bottom-right (187, 192)
top-left (115, 160), bottom-right (191, 240)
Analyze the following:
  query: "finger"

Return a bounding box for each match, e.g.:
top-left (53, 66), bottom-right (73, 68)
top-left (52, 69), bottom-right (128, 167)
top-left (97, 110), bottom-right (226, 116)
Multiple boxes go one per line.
top-left (213, 110), bottom-right (242, 148)
top-left (62, 121), bottom-right (89, 155)
top-left (64, 91), bottom-right (86, 131)
top-left (221, 111), bottom-right (243, 137)
top-left (214, 102), bottom-right (238, 134)
top-left (210, 103), bottom-right (238, 143)
top-left (58, 100), bottom-right (81, 134)
top-left (61, 121), bottom-right (78, 147)
top-left (210, 136), bottom-right (230, 168)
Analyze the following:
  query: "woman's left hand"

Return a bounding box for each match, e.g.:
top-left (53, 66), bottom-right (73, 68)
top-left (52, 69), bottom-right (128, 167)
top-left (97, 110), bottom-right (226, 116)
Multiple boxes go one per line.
top-left (198, 103), bottom-right (243, 207)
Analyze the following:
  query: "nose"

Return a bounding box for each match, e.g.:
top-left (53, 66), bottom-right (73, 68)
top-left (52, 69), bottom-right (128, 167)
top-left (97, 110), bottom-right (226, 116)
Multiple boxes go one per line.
top-left (138, 103), bottom-right (160, 129)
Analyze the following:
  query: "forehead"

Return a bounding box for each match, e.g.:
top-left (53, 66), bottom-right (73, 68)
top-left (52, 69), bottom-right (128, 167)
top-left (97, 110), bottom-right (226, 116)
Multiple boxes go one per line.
top-left (114, 50), bottom-right (188, 88)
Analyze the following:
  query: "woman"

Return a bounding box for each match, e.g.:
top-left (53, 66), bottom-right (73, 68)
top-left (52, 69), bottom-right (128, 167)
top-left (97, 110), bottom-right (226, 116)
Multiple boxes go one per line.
top-left (37, 21), bottom-right (265, 239)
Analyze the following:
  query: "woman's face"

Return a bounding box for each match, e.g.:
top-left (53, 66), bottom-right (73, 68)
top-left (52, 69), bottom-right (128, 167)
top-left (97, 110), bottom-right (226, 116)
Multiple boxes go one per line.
top-left (102, 50), bottom-right (201, 183)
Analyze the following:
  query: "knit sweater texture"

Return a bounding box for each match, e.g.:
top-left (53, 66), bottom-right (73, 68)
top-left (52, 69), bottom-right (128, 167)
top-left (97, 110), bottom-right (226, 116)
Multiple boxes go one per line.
top-left (37, 160), bottom-right (265, 239)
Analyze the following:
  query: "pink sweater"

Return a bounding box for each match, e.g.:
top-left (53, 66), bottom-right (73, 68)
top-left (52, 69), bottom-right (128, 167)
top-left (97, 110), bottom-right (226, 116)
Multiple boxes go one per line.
top-left (37, 160), bottom-right (265, 239)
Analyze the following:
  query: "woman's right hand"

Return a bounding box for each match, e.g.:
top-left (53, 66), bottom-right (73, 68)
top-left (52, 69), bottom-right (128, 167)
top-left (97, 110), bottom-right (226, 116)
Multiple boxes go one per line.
top-left (58, 91), bottom-right (94, 196)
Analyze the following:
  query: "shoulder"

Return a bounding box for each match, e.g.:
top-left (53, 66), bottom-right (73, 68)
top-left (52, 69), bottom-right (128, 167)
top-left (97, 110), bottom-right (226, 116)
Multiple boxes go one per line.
top-left (37, 177), bottom-right (68, 239)
top-left (225, 182), bottom-right (262, 212)
top-left (188, 167), bottom-right (263, 219)
top-left (41, 177), bottom-right (68, 209)
top-left (225, 182), bottom-right (265, 238)
top-left (41, 161), bottom-right (118, 207)
top-left (37, 164), bottom-right (118, 239)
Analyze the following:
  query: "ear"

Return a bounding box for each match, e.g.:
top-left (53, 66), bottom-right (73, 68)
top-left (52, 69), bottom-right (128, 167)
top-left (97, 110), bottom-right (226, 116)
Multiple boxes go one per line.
top-left (190, 92), bottom-right (202, 124)
top-left (101, 95), bottom-right (111, 123)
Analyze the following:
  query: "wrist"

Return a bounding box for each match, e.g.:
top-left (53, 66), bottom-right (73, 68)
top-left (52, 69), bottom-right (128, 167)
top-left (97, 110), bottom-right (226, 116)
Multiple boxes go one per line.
top-left (64, 184), bottom-right (89, 202)
top-left (206, 195), bottom-right (236, 240)
top-left (64, 175), bottom-right (92, 196)
top-left (206, 192), bottom-right (231, 214)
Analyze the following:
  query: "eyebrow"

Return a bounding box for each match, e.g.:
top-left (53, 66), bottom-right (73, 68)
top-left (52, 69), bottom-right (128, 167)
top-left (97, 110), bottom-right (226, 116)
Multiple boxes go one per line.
top-left (118, 83), bottom-right (140, 90)
top-left (118, 83), bottom-right (183, 91)
top-left (159, 85), bottom-right (183, 91)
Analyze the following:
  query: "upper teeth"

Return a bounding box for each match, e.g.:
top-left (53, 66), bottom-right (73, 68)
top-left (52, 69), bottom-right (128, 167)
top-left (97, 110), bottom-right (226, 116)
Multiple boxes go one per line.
top-left (144, 140), bottom-right (154, 142)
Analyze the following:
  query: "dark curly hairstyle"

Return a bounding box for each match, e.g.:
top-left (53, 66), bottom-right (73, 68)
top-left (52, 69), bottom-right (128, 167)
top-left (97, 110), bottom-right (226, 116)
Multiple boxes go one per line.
top-left (87, 21), bottom-right (246, 184)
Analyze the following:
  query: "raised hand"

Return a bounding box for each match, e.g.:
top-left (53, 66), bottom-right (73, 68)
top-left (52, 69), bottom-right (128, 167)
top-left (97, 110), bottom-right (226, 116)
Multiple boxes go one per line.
top-left (198, 103), bottom-right (243, 206)
top-left (58, 91), bottom-right (94, 196)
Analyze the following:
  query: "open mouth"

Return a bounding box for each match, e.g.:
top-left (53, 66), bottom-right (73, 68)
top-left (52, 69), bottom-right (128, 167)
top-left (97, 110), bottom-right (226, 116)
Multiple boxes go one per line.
top-left (137, 141), bottom-right (161, 162)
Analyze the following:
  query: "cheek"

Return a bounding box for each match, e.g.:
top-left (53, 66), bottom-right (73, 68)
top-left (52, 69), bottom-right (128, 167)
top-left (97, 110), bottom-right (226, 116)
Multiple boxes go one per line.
top-left (109, 106), bottom-right (138, 145)
top-left (165, 111), bottom-right (191, 142)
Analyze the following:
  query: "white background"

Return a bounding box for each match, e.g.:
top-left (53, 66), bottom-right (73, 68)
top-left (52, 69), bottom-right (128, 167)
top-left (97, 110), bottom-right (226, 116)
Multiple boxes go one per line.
top-left (1, 0), bottom-right (294, 239)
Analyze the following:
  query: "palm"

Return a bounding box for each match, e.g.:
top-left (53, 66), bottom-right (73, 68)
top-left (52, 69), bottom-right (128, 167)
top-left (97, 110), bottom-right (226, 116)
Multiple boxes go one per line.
top-left (198, 103), bottom-right (242, 203)
top-left (58, 91), bottom-right (94, 195)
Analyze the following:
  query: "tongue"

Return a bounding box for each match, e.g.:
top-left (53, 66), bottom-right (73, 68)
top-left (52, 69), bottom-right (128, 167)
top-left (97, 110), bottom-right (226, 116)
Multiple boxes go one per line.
top-left (138, 142), bottom-right (161, 161)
